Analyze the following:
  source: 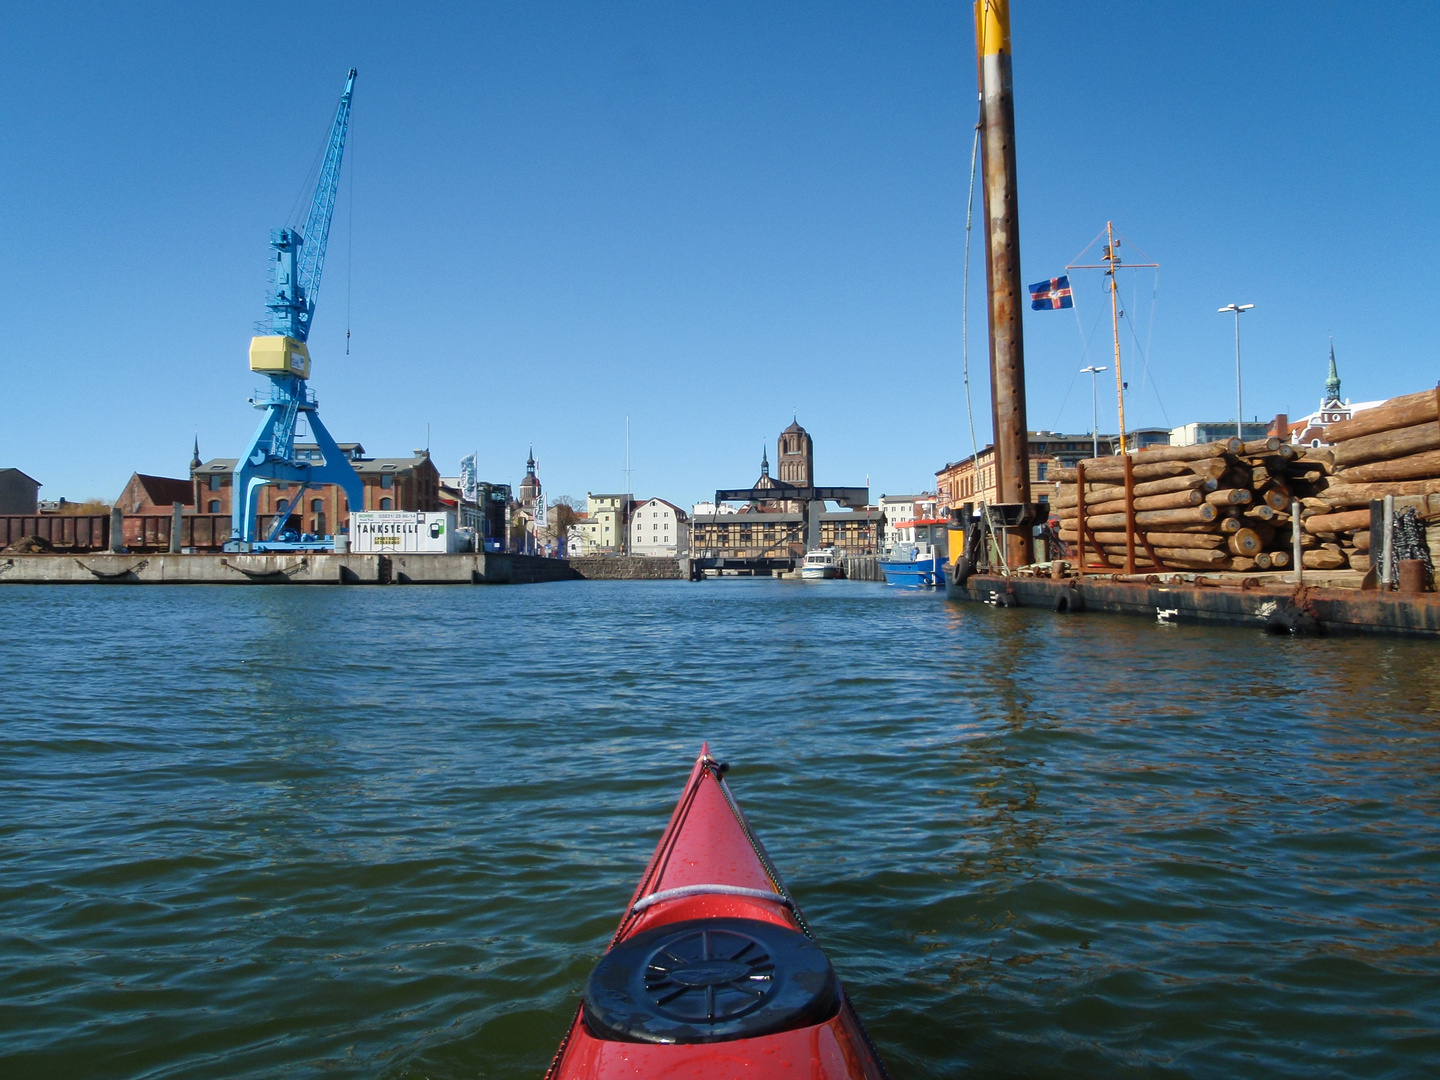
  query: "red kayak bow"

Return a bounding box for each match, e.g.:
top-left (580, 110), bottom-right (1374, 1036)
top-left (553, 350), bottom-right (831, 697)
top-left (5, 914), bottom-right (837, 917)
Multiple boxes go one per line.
top-left (545, 745), bottom-right (890, 1080)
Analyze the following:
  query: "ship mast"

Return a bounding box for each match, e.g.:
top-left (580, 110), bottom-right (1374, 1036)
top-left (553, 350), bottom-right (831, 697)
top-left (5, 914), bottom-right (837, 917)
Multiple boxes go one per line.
top-left (1069, 222), bottom-right (1158, 454)
top-left (1105, 222), bottom-right (1127, 452)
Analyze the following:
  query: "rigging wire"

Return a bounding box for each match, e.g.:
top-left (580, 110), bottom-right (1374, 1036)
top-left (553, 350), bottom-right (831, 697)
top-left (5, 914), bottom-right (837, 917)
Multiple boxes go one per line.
top-left (959, 110), bottom-right (1006, 574)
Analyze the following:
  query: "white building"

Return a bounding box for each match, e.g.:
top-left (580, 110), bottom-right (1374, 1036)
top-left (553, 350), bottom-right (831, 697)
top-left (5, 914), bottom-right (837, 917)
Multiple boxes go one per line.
top-left (573, 493), bottom-right (631, 553)
top-left (630, 498), bottom-right (689, 556)
top-left (878, 493), bottom-right (935, 545)
top-left (690, 501), bottom-right (740, 519)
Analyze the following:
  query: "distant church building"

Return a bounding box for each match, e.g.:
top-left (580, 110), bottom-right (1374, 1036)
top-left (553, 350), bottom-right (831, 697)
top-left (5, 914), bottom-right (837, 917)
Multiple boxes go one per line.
top-left (747, 419), bottom-right (813, 513)
top-left (1282, 342), bottom-right (1381, 447)
top-left (776, 419), bottom-right (813, 487)
top-left (518, 447), bottom-right (541, 511)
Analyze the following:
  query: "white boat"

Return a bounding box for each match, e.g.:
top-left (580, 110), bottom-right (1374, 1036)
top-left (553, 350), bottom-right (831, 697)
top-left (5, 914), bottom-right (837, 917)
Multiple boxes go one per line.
top-left (800, 547), bottom-right (840, 579)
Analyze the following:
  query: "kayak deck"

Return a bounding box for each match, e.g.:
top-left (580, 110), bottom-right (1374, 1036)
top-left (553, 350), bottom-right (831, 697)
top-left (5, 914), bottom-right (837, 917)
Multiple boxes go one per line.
top-left (545, 746), bottom-right (889, 1080)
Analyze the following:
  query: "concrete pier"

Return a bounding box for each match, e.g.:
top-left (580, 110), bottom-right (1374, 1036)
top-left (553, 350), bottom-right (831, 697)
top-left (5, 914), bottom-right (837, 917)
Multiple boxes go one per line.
top-left (0, 552), bottom-right (577, 586)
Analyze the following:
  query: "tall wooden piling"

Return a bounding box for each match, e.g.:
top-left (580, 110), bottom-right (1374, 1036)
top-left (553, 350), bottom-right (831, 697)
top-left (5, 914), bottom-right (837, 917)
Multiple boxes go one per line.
top-left (975, 0), bottom-right (1032, 566)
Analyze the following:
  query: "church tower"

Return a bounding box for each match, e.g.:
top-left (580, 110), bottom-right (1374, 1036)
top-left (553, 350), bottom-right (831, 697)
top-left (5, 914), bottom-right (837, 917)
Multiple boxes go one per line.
top-left (777, 418), bottom-right (813, 487)
top-left (519, 446), bottom-right (540, 511)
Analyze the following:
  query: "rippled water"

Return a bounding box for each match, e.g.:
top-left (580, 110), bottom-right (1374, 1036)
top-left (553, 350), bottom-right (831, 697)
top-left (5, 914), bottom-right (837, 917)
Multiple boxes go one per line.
top-left (3, 580), bottom-right (1439, 1079)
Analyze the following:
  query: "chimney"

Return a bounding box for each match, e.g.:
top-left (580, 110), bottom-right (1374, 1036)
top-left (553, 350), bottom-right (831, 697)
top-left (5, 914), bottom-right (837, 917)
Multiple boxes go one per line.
top-left (1268, 413), bottom-right (1288, 439)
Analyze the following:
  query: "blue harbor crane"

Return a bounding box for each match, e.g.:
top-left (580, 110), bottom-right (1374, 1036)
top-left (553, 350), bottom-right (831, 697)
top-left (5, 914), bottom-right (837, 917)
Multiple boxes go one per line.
top-left (227, 68), bottom-right (361, 552)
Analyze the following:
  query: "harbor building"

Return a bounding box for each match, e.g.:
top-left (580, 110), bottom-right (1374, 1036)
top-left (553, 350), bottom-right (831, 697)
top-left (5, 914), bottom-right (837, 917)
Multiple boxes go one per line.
top-left (689, 507), bottom-right (879, 558)
top-left (936, 431), bottom-right (1130, 510)
top-left (116, 473), bottom-right (194, 515)
top-left (0, 468), bottom-right (42, 514)
top-left (573, 493), bottom-right (632, 554)
top-left (1170, 421), bottom-right (1272, 447)
top-left (193, 445), bottom-right (440, 537)
top-left (629, 498), bottom-right (690, 556)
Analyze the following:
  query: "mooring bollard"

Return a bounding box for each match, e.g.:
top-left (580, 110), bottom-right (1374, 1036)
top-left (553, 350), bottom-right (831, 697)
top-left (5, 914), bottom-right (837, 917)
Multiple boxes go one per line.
top-left (1398, 559), bottom-right (1428, 595)
top-left (169, 502), bottom-right (183, 554)
top-left (1050, 560), bottom-right (1066, 580)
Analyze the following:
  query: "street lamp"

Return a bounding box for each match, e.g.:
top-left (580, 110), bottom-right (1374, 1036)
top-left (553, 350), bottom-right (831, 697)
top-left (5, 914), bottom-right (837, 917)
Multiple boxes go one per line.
top-left (1080, 365), bottom-right (1108, 458)
top-left (1218, 303), bottom-right (1254, 439)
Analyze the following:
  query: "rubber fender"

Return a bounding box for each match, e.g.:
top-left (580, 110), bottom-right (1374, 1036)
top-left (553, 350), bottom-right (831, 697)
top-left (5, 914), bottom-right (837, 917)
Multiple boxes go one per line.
top-left (953, 555), bottom-right (972, 587)
top-left (1264, 605), bottom-right (1321, 636)
top-left (583, 917), bottom-right (840, 1045)
top-left (999, 590), bottom-right (1019, 608)
top-left (1053, 589), bottom-right (1085, 614)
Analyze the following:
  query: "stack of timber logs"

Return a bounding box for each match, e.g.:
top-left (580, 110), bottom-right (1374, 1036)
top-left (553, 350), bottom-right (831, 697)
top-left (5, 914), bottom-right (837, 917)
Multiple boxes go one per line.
top-left (1052, 436), bottom-right (1331, 573)
top-left (1308, 387), bottom-right (1440, 573)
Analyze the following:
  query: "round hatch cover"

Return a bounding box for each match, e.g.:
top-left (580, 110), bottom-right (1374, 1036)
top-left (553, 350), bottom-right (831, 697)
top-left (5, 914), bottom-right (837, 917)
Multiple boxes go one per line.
top-left (583, 917), bottom-right (840, 1044)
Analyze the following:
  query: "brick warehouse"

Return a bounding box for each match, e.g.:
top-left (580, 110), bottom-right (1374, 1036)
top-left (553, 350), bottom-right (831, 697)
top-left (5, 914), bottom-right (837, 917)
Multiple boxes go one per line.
top-left (192, 443), bottom-right (441, 537)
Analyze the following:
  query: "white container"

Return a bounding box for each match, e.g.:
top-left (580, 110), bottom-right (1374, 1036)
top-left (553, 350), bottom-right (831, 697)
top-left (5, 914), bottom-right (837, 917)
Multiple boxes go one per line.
top-left (349, 510), bottom-right (457, 553)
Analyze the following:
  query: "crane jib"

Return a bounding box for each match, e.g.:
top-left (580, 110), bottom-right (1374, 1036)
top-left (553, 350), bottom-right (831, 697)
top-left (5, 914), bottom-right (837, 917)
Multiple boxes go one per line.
top-left (265, 68), bottom-right (356, 343)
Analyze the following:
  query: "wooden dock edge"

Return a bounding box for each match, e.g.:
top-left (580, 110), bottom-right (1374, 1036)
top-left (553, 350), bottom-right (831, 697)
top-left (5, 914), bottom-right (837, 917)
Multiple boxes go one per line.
top-left (950, 573), bottom-right (1440, 639)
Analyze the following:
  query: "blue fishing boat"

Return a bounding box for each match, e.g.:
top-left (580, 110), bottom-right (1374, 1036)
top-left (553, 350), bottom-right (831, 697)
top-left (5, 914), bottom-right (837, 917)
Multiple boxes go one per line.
top-left (879, 517), bottom-right (949, 588)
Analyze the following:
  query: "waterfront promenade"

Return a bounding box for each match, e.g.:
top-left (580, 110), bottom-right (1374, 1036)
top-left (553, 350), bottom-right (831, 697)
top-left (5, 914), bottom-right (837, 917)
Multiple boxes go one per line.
top-left (4, 579), bottom-right (1439, 1079)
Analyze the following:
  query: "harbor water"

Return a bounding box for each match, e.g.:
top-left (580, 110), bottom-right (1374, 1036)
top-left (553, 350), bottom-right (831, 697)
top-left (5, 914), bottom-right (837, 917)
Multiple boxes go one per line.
top-left (3, 580), bottom-right (1439, 1079)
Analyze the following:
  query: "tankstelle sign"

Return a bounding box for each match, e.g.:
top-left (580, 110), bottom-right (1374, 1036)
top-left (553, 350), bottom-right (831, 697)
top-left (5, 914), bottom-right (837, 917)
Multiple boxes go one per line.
top-left (349, 511), bottom-right (457, 553)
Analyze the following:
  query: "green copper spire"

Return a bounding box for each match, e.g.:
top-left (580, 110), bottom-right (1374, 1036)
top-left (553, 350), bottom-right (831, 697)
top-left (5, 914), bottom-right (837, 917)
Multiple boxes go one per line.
top-left (1325, 339), bottom-right (1341, 401)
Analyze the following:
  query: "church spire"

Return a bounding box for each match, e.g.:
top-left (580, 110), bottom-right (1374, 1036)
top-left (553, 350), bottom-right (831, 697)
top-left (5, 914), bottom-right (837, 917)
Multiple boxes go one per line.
top-left (190, 434), bottom-right (201, 471)
top-left (1325, 338), bottom-right (1341, 402)
top-left (761, 444), bottom-right (769, 478)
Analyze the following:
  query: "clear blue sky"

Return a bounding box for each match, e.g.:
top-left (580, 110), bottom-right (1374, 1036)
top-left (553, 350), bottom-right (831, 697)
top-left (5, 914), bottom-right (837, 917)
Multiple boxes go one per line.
top-left (3, 2), bottom-right (1436, 506)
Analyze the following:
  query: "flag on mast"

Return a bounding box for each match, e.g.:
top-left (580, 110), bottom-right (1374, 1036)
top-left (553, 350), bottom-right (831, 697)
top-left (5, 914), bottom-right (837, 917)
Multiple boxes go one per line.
top-left (1028, 275), bottom-right (1073, 310)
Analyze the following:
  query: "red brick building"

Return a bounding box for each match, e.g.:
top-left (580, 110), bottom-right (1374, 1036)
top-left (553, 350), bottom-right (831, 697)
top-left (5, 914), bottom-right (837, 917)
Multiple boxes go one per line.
top-left (192, 444), bottom-right (441, 536)
top-left (116, 473), bottom-right (194, 515)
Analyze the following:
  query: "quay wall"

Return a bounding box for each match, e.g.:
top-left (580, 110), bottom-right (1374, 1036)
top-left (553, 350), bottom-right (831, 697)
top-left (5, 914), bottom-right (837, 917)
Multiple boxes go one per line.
top-left (0, 552), bottom-right (575, 586)
top-left (842, 555), bottom-right (884, 582)
top-left (569, 555), bottom-right (693, 580)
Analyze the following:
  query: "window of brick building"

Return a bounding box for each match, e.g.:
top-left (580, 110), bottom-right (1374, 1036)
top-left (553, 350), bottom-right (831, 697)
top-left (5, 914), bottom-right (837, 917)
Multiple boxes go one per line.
top-left (208, 500), bottom-right (220, 513)
top-left (381, 474), bottom-right (394, 489)
top-left (209, 475), bottom-right (221, 491)
top-left (380, 497), bottom-right (393, 510)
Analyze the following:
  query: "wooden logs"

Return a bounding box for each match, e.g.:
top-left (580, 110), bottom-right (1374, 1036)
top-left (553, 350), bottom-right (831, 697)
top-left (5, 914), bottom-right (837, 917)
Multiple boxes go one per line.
top-left (1322, 388), bottom-right (1438, 443)
top-left (1261, 486), bottom-right (1291, 512)
top-left (1331, 420), bottom-right (1440, 469)
top-left (1205, 488), bottom-right (1252, 506)
top-left (1241, 437), bottom-right (1282, 455)
top-left (1059, 529), bottom-right (1225, 549)
top-left (1269, 549), bottom-right (1291, 569)
top-left (1112, 439), bottom-right (1240, 464)
top-left (1353, 531), bottom-right (1371, 553)
top-left (1058, 488), bottom-right (1207, 518)
top-left (1052, 460), bottom-right (1193, 484)
top-left (1218, 517), bottom-right (1242, 534)
top-left (1350, 552), bottom-right (1371, 572)
top-left (1227, 528), bottom-right (1265, 558)
top-left (1302, 548), bottom-right (1348, 570)
top-left (1051, 473), bottom-right (1215, 509)
top-left (1081, 505), bottom-right (1219, 530)
top-left (1303, 508), bottom-right (1371, 535)
top-left (1316, 479), bottom-right (1440, 508)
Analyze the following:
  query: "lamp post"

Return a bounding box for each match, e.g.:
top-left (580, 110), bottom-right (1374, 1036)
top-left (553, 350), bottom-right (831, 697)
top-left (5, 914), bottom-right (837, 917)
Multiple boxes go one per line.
top-left (1218, 303), bottom-right (1254, 439)
top-left (1080, 365), bottom-right (1108, 458)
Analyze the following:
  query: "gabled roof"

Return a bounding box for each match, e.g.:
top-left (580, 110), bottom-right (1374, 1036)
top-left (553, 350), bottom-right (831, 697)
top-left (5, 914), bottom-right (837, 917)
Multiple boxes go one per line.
top-left (126, 474), bottom-right (193, 507)
top-left (0, 468), bottom-right (41, 486)
top-left (637, 497), bottom-right (689, 520)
